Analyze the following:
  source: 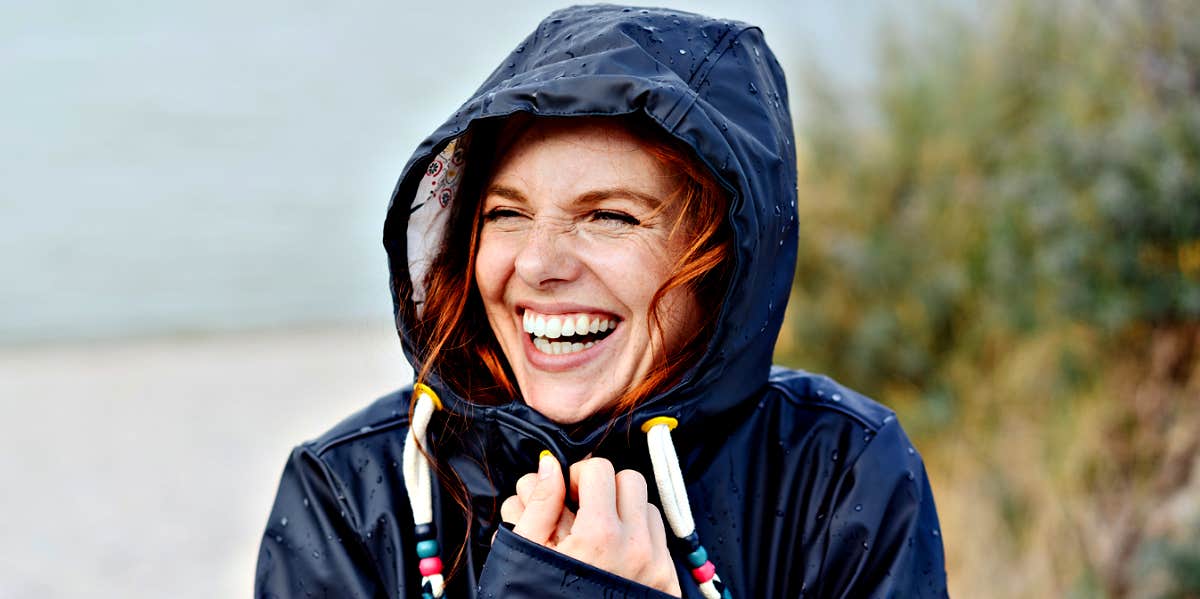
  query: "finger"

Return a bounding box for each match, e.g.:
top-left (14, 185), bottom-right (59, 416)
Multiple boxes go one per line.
top-left (570, 458), bottom-right (617, 521)
top-left (512, 452), bottom-right (566, 545)
top-left (515, 472), bottom-right (538, 503)
top-left (645, 504), bottom-right (682, 596)
top-left (555, 506), bottom-right (576, 542)
top-left (645, 503), bottom-right (669, 552)
top-left (615, 469), bottom-right (649, 523)
top-left (500, 494), bottom-right (525, 524)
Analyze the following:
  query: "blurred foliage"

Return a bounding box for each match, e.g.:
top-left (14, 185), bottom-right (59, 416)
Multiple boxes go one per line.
top-left (777, 0), bottom-right (1200, 597)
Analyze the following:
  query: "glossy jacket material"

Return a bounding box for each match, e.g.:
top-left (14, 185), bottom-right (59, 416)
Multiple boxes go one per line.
top-left (256, 5), bottom-right (949, 598)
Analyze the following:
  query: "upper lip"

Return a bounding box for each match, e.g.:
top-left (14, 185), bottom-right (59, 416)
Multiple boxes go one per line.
top-left (516, 301), bottom-right (621, 320)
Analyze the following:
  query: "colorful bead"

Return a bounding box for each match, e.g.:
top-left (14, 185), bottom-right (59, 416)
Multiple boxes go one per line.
top-left (421, 594), bottom-right (433, 599)
top-left (721, 589), bottom-right (733, 599)
top-left (691, 560), bottom-right (716, 583)
top-left (418, 556), bottom-right (443, 576)
top-left (416, 539), bottom-right (439, 558)
top-left (680, 531), bottom-right (702, 552)
top-left (413, 522), bottom-right (436, 540)
top-left (686, 546), bottom-right (708, 568)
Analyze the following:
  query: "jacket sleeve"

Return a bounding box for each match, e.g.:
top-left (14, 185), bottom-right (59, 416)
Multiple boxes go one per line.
top-left (255, 446), bottom-right (388, 599)
top-left (815, 419), bottom-right (949, 599)
top-left (478, 524), bottom-right (678, 599)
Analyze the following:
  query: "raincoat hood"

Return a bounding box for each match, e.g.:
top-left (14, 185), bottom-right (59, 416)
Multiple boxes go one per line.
top-left (382, 4), bottom-right (797, 450)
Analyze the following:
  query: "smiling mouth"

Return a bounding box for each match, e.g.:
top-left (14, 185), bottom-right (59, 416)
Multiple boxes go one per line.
top-left (522, 309), bottom-right (620, 356)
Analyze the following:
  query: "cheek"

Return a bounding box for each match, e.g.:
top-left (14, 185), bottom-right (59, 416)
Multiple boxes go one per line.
top-left (474, 234), bottom-right (513, 303)
top-left (584, 237), bottom-right (674, 312)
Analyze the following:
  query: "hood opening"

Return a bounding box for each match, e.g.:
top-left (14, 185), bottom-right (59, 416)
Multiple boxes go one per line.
top-left (383, 5), bottom-right (798, 443)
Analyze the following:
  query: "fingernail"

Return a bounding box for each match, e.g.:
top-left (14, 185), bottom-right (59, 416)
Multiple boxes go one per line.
top-left (538, 450), bottom-right (553, 480)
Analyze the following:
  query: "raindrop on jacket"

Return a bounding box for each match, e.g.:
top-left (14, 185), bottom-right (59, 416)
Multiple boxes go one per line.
top-left (256, 5), bottom-right (949, 598)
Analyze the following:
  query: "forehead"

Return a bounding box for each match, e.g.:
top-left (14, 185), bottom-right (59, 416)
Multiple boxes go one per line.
top-left (488, 119), bottom-right (677, 197)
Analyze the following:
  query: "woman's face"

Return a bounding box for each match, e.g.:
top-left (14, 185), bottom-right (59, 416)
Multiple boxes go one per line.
top-left (474, 120), bottom-right (699, 424)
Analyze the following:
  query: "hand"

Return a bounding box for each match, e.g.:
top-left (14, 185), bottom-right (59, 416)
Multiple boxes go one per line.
top-left (499, 455), bottom-right (682, 597)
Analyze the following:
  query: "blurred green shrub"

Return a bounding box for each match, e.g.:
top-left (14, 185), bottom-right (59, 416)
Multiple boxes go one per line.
top-left (780, 0), bottom-right (1200, 596)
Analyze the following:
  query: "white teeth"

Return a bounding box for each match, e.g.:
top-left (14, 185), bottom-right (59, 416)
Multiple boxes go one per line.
top-left (532, 338), bottom-right (594, 356)
top-left (524, 310), bottom-right (619, 354)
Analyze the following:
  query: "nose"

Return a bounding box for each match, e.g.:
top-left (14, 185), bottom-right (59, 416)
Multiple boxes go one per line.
top-left (513, 219), bottom-right (583, 289)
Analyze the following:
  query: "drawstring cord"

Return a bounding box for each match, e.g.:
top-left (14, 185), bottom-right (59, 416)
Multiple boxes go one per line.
top-left (642, 417), bottom-right (732, 599)
top-left (402, 387), bottom-right (729, 599)
top-left (403, 384), bottom-right (446, 599)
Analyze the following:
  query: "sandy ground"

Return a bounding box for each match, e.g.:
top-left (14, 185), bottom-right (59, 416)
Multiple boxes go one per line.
top-left (0, 324), bottom-right (413, 599)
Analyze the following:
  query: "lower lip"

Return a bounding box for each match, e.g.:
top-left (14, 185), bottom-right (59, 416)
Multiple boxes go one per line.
top-left (521, 325), bottom-right (617, 371)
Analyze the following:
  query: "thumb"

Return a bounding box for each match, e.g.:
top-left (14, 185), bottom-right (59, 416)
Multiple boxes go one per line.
top-left (512, 451), bottom-right (565, 545)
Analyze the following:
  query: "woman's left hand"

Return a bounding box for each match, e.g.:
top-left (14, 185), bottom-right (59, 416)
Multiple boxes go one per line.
top-left (499, 455), bottom-right (682, 597)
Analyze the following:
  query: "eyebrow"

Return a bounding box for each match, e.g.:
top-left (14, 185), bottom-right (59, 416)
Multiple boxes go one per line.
top-left (484, 184), bottom-right (663, 210)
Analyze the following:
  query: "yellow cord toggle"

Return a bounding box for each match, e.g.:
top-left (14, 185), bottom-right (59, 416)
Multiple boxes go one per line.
top-left (414, 383), bottom-right (443, 410)
top-left (640, 416), bottom-right (679, 433)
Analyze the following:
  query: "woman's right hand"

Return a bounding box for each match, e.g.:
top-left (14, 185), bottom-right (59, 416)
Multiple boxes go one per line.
top-left (499, 454), bottom-right (682, 597)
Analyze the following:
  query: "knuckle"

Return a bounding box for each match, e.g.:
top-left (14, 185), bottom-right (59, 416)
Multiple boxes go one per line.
top-left (582, 457), bottom-right (615, 478)
top-left (499, 495), bottom-right (523, 521)
top-left (515, 472), bottom-right (537, 497)
top-left (616, 469), bottom-right (647, 491)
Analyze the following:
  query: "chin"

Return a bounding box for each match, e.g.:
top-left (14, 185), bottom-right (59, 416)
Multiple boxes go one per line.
top-left (525, 389), bottom-right (610, 425)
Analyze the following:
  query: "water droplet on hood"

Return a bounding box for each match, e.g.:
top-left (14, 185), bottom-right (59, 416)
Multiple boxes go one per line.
top-left (854, 504), bottom-right (863, 512)
top-left (678, 49), bottom-right (687, 55)
top-left (748, 82), bottom-right (758, 94)
top-left (831, 393), bottom-right (842, 402)
top-left (280, 516), bottom-right (289, 527)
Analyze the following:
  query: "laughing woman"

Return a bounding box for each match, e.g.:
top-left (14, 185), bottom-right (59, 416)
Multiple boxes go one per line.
top-left (256, 6), bottom-right (948, 599)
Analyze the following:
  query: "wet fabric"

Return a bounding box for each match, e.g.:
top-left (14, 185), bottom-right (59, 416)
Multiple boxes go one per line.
top-left (256, 5), bottom-right (949, 598)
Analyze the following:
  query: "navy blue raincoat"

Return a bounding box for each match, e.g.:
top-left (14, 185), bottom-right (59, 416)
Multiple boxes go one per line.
top-left (256, 5), bottom-right (949, 598)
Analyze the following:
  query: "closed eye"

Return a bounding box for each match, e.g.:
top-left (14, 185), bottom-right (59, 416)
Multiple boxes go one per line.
top-left (590, 210), bottom-right (641, 226)
top-left (482, 207), bottom-right (527, 222)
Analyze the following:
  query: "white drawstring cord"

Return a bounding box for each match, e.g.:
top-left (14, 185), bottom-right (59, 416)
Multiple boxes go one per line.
top-left (403, 385), bottom-right (445, 598)
top-left (643, 417), bottom-right (731, 599)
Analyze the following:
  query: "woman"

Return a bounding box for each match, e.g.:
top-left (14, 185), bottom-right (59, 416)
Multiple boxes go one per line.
top-left (256, 6), bottom-right (948, 599)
